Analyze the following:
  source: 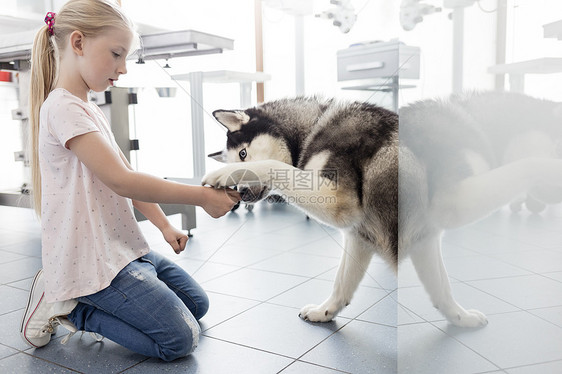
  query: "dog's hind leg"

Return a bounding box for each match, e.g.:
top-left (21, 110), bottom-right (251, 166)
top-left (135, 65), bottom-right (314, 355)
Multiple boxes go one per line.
top-left (299, 231), bottom-right (373, 322)
top-left (408, 234), bottom-right (488, 327)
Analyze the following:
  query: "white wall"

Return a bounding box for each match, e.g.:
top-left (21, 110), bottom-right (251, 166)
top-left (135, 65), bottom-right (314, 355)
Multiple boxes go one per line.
top-left (261, 0), bottom-right (400, 102)
top-left (505, 0), bottom-right (562, 101)
top-left (399, 0), bottom-right (562, 105)
top-left (118, 0), bottom-right (400, 178)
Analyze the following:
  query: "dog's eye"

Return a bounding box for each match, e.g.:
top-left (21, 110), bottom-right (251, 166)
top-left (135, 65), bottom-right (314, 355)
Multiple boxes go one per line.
top-left (239, 148), bottom-right (247, 161)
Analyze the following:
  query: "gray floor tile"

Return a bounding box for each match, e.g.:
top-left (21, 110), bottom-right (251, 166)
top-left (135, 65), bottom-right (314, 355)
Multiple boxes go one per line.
top-left (320, 259), bottom-right (397, 291)
top-left (180, 260), bottom-right (240, 284)
top-left (269, 219), bottom-right (332, 244)
top-left (301, 319), bottom-right (396, 374)
top-left (442, 226), bottom-right (539, 255)
top-left (202, 267), bottom-right (307, 301)
top-left (357, 292), bottom-right (397, 326)
top-left (398, 258), bottom-right (425, 288)
top-left (250, 251), bottom-right (340, 277)
top-left (397, 302), bottom-right (425, 325)
top-left (280, 360), bottom-right (350, 374)
top-left (290, 236), bottom-right (344, 258)
top-left (29, 334), bottom-right (147, 374)
top-left (0, 257), bottom-right (42, 284)
top-left (6, 277), bottom-right (34, 292)
top-left (0, 249), bottom-right (27, 264)
top-left (506, 360), bottom-right (562, 374)
top-left (491, 250), bottom-right (562, 274)
top-left (0, 285), bottom-right (29, 315)
top-left (268, 278), bottom-right (389, 321)
top-left (0, 229), bottom-right (38, 248)
top-left (442, 256), bottom-right (533, 281)
top-left (0, 344), bottom-right (18, 361)
top-left (121, 335), bottom-right (293, 374)
top-left (2, 199), bottom-right (561, 373)
top-left (0, 309), bottom-right (33, 351)
top-left (204, 303), bottom-right (342, 358)
top-left (506, 227), bottom-right (562, 250)
top-left (544, 271), bottom-right (562, 282)
top-left (199, 292), bottom-right (260, 332)
top-left (237, 231), bottom-right (318, 252)
top-left (433, 311), bottom-right (562, 368)
top-left (198, 243), bottom-right (285, 268)
top-left (398, 323), bottom-right (498, 374)
top-left (0, 352), bottom-right (79, 373)
top-left (528, 305), bottom-right (562, 327)
top-left (467, 275), bottom-right (562, 310)
top-left (398, 283), bottom-right (519, 323)
top-left (1, 239), bottom-right (42, 258)
top-left (180, 231), bottom-right (246, 262)
top-left (440, 242), bottom-right (481, 258)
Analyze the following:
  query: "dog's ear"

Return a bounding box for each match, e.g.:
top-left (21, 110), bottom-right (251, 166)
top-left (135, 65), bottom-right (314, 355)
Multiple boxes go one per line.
top-left (213, 110), bottom-right (250, 132)
top-left (207, 150), bottom-right (228, 163)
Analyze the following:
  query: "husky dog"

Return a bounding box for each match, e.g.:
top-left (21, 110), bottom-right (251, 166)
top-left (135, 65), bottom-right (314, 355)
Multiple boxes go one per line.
top-left (399, 91), bottom-right (562, 327)
top-left (203, 92), bottom-right (562, 327)
top-left (203, 97), bottom-right (398, 322)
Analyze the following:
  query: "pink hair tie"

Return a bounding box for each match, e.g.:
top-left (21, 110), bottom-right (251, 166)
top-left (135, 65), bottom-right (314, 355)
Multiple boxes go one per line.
top-left (44, 12), bottom-right (56, 36)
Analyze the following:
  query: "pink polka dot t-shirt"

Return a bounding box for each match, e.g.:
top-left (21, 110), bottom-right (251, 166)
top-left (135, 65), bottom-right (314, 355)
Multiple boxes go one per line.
top-left (39, 88), bottom-right (150, 302)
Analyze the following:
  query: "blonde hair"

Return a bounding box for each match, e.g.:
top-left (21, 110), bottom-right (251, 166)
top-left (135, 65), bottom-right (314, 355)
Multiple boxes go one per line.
top-left (29, 0), bottom-right (137, 216)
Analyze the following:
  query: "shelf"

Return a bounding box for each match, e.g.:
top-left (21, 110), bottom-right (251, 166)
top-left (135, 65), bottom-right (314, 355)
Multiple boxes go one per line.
top-left (0, 28), bottom-right (233, 65)
top-left (140, 30), bottom-right (234, 61)
top-left (488, 58), bottom-right (562, 75)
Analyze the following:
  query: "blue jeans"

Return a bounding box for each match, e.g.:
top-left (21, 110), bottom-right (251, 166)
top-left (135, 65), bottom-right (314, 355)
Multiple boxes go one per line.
top-left (67, 251), bottom-right (209, 361)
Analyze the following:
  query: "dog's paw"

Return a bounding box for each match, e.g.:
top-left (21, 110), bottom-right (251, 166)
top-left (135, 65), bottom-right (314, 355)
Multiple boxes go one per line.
top-left (238, 184), bottom-right (271, 203)
top-left (448, 308), bottom-right (488, 328)
top-left (202, 168), bottom-right (228, 188)
top-left (202, 162), bottom-right (278, 188)
top-left (298, 304), bottom-right (336, 322)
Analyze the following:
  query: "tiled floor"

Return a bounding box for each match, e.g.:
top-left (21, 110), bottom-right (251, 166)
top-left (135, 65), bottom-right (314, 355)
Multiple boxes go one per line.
top-left (0, 202), bottom-right (394, 374)
top-left (398, 205), bottom-right (562, 374)
top-left (0, 200), bottom-right (561, 373)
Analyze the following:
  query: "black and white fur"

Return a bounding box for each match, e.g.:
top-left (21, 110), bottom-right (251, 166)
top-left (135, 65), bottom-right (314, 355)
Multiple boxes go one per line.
top-left (203, 92), bottom-right (562, 327)
top-left (399, 92), bottom-right (562, 327)
top-left (203, 97), bottom-right (398, 322)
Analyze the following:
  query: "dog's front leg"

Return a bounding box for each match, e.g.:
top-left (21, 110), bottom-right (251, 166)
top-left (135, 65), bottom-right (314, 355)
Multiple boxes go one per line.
top-left (299, 232), bottom-right (373, 322)
top-left (202, 160), bottom-right (286, 196)
top-left (203, 161), bottom-right (362, 228)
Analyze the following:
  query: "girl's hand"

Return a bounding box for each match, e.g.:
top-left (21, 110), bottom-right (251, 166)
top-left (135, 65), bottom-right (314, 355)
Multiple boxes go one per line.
top-left (202, 187), bottom-right (240, 218)
top-left (161, 224), bottom-right (189, 254)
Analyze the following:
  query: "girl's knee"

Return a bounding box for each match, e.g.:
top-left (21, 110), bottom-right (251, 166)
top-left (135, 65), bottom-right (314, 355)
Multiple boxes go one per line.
top-left (194, 292), bottom-right (209, 320)
top-left (160, 310), bottom-right (201, 361)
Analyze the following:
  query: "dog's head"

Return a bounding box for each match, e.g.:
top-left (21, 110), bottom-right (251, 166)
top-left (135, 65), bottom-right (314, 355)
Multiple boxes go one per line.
top-left (209, 106), bottom-right (292, 165)
top-left (208, 105), bottom-right (293, 203)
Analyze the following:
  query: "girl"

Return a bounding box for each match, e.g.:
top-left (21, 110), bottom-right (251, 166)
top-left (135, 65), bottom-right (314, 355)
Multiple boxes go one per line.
top-left (20, 0), bottom-right (239, 361)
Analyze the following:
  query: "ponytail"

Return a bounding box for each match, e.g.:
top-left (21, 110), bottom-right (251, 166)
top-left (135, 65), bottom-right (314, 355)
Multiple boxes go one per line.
top-left (28, 0), bottom-right (137, 218)
top-left (29, 25), bottom-right (58, 217)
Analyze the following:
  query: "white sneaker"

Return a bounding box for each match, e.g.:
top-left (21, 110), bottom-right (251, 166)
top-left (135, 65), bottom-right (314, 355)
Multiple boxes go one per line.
top-left (20, 269), bottom-right (78, 348)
